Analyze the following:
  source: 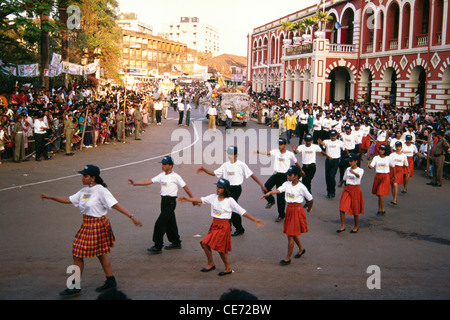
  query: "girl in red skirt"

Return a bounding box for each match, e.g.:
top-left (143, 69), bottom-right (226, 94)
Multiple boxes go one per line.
top-left (40, 165), bottom-right (142, 297)
top-left (261, 166), bottom-right (314, 265)
top-left (389, 141), bottom-right (410, 205)
top-left (402, 135), bottom-right (418, 193)
top-left (337, 154), bottom-right (364, 233)
top-left (368, 144), bottom-right (391, 215)
top-left (373, 123), bottom-right (388, 156)
top-left (178, 178), bottom-right (264, 276)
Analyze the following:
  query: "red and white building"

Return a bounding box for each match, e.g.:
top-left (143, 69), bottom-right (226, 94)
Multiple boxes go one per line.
top-left (247, 0), bottom-right (450, 112)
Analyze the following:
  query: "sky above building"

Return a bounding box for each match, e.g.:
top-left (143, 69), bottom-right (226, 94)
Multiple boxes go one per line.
top-left (117, 0), bottom-right (318, 57)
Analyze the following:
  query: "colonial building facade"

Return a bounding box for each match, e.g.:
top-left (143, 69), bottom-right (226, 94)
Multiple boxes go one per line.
top-left (247, 0), bottom-right (450, 112)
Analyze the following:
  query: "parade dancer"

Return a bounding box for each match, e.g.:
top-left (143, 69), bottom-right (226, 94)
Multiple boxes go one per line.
top-left (197, 146), bottom-right (265, 236)
top-left (40, 165), bottom-right (142, 297)
top-left (368, 144), bottom-right (390, 215)
top-left (389, 141), bottom-right (409, 206)
top-left (337, 154), bottom-right (364, 233)
top-left (128, 156), bottom-right (194, 254)
top-left (256, 138), bottom-right (303, 222)
top-left (261, 166), bottom-right (313, 265)
top-left (178, 178), bottom-right (264, 276)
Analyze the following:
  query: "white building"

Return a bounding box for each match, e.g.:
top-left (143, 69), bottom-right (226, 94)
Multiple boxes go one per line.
top-left (162, 17), bottom-right (220, 55)
top-left (117, 13), bottom-right (153, 35)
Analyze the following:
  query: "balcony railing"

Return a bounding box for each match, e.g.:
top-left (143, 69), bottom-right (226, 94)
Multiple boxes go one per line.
top-left (389, 39), bottom-right (398, 50)
top-left (329, 44), bottom-right (356, 52)
top-left (417, 35), bottom-right (428, 46)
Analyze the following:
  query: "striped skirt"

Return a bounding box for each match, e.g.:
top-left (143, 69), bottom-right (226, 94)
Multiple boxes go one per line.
top-left (201, 218), bottom-right (231, 254)
top-left (283, 203), bottom-right (308, 236)
top-left (72, 215), bottom-right (115, 258)
top-left (372, 173), bottom-right (390, 196)
top-left (339, 184), bottom-right (364, 215)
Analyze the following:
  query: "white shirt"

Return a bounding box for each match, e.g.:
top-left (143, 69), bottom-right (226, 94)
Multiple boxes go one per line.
top-left (389, 152), bottom-right (409, 167)
top-left (296, 144), bottom-right (322, 164)
top-left (270, 149), bottom-right (297, 173)
top-left (361, 125), bottom-right (371, 137)
top-left (343, 167), bottom-right (364, 185)
top-left (278, 181), bottom-right (313, 203)
top-left (352, 129), bottom-right (363, 144)
top-left (390, 138), bottom-right (403, 150)
top-left (151, 172), bottom-right (186, 197)
top-left (341, 132), bottom-right (356, 150)
top-left (225, 109), bottom-right (232, 119)
top-left (214, 160), bottom-right (253, 186)
top-left (377, 130), bottom-right (387, 142)
top-left (154, 101), bottom-right (163, 111)
top-left (402, 144), bottom-right (418, 158)
top-left (207, 107), bottom-right (217, 116)
top-left (370, 156), bottom-right (391, 174)
top-left (323, 139), bottom-right (346, 159)
top-left (313, 117), bottom-right (322, 131)
top-left (401, 131), bottom-right (416, 143)
top-left (69, 185), bottom-right (118, 218)
top-left (298, 111), bottom-right (308, 124)
top-left (322, 117), bottom-right (332, 131)
top-left (201, 194), bottom-right (246, 219)
top-left (34, 119), bottom-right (48, 134)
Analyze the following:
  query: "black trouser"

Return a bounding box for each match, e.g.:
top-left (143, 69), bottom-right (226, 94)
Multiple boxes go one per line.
top-left (152, 196), bottom-right (181, 249)
top-left (313, 130), bottom-right (322, 144)
top-left (264, 172), bottom-right (287, 218)
top-left (225, 118), bottom-right (232, 131)
top-left (325, 158), bottom-right (340, 195)
top-left (322, 130), bottom-right (330, 141)
top-left (178, 111), bottom-right (184, 125)
top-left (298, 123), bottom-right (308, 144)
top-left (229, 185), bottom-right (244, 233)
top-left (302, 163), bottom-right (316, 194)
top-left (34, 133), bottom-right (48, 160)
top-left (155, 110), bottom-right (162, 123)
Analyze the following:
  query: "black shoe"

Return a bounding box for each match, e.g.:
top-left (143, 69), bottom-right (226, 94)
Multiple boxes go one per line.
top-left (275, 216), bottom-right (284, 222)
top-left (135, 138), bottom-right (142, 140)
top-left (95, 277), bottom-right (117, 292)
top-left (330, 193), bottom-right (335, 198)
top-left (147, 246), bottom-right (162, 254)
top-left (59, 288), bottom-right (81, 297)
top-left (433, 184), bottom-right (442, 187)
top-left (427, 182), bottom-right (437, 186)
top-left (279, 259), bottom-right (291, 266)
top-left (36, 158), bottom-right (41, 161)
top-left (164, 243), bottom-right (182, 250)
top-left (231, 231), bottom-right (244, 237)
top-left (294, 249), bottom-right (305, 259)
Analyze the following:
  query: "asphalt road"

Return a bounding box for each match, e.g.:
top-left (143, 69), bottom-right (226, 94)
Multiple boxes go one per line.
top-left (1, 106), bottom-right (449, 301)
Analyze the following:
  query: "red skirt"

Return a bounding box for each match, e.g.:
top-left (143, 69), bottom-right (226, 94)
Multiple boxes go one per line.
top-left (283, 203), bottom-right (308, 236)
top-left (406, 156), bottom-right (414, 177)
top-left (72, 215), bottom-right (115, 258)
top-left (361, 135), bottom-right (371, 150)
top-left (390, 166), bottom-right (404, 185)
top-left (201, 218), bottom-right (231, 254)
top-left (339, 185), bottom-right (364, 215)
top-left (374, 141), bottom-right (387, 156)
top-left (372, 173), bottom-right (390, 196)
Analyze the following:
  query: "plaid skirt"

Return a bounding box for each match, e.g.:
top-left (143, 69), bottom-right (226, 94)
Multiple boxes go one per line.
top-left (283, 203), bottom-right (308, 236)
top-left (201, 218), bottom-right (231, 254)
top-left (72, 215), bottom-right (115, 258)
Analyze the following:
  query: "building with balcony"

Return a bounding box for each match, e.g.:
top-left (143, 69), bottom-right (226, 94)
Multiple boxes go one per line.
top-left (247, 0), bottom-right (450, 112)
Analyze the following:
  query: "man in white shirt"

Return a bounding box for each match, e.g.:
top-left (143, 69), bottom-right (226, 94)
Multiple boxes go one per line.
top-left (207, 105), bottom-right (217, 132)
top-left (293, 133), bottom-right (322, 196)
top-left (197, 146), bottom-right (265, 236)
top-left (318, 130), bottom-right (348, 198)
top-left (256, 138), bottom-right (303, 222)
top-left (177, 99), bottom-right (185, 126)
top-left (128, 156), bottom-right (195, 254)
top-left (225, 106), bottom-right (233, 133)
top-left (339, 125), bottom-right (357, 180)
top-left (154, 98), bottom-right (163, 125)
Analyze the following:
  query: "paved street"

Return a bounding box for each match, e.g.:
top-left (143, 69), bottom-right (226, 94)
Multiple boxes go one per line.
top-left (0, 106), bottom-right (449, 300)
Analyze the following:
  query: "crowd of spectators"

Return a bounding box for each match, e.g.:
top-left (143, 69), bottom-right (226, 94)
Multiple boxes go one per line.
top-left (248, 89), bottom-right (450, 179)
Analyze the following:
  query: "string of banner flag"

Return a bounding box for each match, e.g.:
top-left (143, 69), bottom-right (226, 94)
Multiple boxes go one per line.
top-left (0, 53), bottom-right (98, 78)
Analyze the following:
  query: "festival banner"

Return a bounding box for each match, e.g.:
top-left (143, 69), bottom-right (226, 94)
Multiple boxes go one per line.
top-left (50, 53), bottom-right (62, 67)
top-left (17, 64), bottom-right (39, 77)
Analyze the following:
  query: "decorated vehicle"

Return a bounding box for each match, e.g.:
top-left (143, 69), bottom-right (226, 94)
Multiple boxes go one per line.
top-left (216, 93), bottom-right (251, 127)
